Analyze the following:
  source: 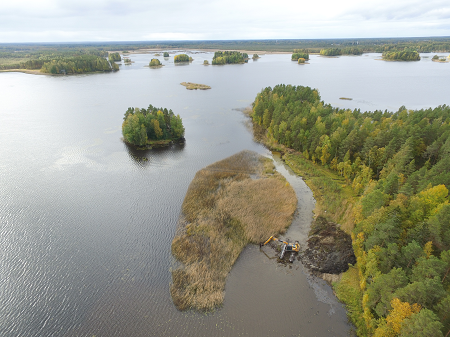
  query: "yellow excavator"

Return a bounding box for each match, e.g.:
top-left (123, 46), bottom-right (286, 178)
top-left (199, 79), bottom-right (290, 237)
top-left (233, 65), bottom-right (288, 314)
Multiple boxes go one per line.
top-left (260, 236), bottom-right (300, 263)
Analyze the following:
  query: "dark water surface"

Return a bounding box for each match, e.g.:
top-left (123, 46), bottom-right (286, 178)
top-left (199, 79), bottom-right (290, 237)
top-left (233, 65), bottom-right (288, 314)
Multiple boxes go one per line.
top-left (1, 52), bottom-right (449, 336)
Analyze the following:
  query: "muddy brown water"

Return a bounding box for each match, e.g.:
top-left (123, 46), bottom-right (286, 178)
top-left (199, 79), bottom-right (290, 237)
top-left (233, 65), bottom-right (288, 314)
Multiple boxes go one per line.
top-left (1, 51), bottom-right (448, 336)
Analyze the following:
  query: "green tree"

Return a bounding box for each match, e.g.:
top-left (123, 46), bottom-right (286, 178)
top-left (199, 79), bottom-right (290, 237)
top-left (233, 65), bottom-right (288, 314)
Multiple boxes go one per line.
top-left (399, 309), bottom-right (444, 337)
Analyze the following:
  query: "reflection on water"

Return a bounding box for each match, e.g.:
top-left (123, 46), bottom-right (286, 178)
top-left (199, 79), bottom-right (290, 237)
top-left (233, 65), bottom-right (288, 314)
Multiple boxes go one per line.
top-left (124, 142), bottom-right (186, 168)
top-left (1, 52), bottom-right (448, 336)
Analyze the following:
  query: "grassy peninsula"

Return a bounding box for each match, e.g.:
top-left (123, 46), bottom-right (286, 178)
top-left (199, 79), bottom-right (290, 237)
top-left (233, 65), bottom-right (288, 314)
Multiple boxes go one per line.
top-left (180, 82), bottom-right (211, 90)
top-left (249, 84), bottom-right (450, 336)
top-left (170, 150), bottom-right (297, 311)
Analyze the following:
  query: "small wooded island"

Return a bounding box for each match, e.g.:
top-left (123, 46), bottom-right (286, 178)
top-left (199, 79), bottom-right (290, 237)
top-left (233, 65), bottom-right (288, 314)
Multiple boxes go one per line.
top-left (174, 54), bottom-right (193, 63)
top-left (171, 150), bottom-right (297, 311)
top-left (382, 50), bottom-right (421, 61)
top-left (122, 104), bottom-right (185, 147)
top-left (291, 49), bottom-right (309, 61)
top-left (320, 47), bottom-right (363, 56)
top-left (212, 51), bottom-right (249, 64)
top-left (149, 58), bottom-right (162, 67)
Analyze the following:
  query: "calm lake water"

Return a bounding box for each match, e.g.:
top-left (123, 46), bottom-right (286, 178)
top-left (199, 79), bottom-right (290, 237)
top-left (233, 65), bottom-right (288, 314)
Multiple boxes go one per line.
top-left (0, 52), bottom-right (449, 337)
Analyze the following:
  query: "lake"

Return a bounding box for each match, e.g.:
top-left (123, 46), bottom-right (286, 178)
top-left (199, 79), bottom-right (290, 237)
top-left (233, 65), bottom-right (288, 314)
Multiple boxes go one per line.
top-left (0, 51), bottom-right (448, 336)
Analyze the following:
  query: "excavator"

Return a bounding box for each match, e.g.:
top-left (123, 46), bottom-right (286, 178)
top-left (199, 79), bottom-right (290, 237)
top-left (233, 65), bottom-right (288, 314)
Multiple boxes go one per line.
top-left (260, 236), bottom-right (300, 263)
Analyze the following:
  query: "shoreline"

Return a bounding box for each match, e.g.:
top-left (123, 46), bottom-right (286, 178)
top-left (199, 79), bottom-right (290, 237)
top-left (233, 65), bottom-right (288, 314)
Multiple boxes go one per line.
top-left (0, 69), bottom-right (46, 75)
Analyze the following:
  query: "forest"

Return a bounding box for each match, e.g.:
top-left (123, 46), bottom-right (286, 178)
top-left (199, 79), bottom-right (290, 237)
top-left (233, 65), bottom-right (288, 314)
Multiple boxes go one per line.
top-left (121, 105), bottom-right (185, 146)
top-left (212, 51), bottom-right (249, 64)
top-left (251, 84), bottom-right (450, 337)
top-left (108, 52), bottom-right (121, 62)
top-left (0, 47), bottom-right (120, 73)
top-left (40, 54), bottom-right (119, 74)
top-left (382, 50), bottom-right (421, 61)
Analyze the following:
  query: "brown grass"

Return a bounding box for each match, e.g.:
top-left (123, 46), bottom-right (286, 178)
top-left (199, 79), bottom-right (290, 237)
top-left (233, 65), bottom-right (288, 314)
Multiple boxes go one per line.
top-left (170, 150), bottom-right (297, 311)
top-left (180, 82), bottom-right (211, 90)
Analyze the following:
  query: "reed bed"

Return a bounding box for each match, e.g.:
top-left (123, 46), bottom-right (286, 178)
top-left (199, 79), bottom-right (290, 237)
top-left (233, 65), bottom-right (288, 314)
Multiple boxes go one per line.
top-left (170, 150), bottom-right (297, 311)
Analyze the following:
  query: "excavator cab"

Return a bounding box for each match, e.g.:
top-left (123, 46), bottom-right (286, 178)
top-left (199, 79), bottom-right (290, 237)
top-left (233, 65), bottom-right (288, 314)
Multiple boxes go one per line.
top-left (260, 236), bottom-right (300, 263)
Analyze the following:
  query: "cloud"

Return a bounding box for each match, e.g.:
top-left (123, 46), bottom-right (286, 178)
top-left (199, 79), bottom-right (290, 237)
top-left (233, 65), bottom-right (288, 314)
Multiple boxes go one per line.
top-left (0, 0), bottom-right (449, 42)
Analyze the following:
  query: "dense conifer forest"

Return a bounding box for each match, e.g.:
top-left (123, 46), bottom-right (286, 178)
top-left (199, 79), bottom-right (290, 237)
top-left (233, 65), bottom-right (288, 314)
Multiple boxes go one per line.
top-left (251, 84), bottom-right (450, 337)
top-left (122, 105), bottom-right (185, 146)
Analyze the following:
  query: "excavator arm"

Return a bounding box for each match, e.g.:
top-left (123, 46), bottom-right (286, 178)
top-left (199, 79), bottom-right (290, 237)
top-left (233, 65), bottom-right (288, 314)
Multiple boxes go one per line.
top-left (260, 236), bottom-right (300, 262)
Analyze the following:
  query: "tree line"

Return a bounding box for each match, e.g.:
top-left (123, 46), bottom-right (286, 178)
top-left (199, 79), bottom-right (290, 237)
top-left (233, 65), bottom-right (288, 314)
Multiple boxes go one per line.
top-left (40, 55), bottom-right (119, 74)
top-left (252, 84), bottom-right (450, 336)
top-left (122, 105), bottom-right (185, 146)
top-left (320, 47), bottom-right (364, 56)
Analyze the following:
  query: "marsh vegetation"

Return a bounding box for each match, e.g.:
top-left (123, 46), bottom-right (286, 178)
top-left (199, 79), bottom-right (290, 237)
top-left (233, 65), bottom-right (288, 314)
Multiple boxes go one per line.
top-left (170, 151), bottom-right (297, 311)
top-left (180, 82), bottom-right (211, 90)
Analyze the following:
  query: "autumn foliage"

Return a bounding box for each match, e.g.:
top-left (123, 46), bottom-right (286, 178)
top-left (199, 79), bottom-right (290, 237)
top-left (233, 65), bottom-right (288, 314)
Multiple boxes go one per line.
top-left (251, 84), bottom-right (450, 336)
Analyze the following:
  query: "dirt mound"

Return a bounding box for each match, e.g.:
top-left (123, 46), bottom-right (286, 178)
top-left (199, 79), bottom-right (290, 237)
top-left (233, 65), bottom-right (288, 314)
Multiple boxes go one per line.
top-left (302, 216), bottom-right (355, 274)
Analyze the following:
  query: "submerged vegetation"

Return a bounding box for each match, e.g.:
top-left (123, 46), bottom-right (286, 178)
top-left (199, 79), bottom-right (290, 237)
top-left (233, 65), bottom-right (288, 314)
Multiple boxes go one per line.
top-left (212, 51), bottom-right (249, 65)
top-left (122, 104), bottom-right (184, 147)
top-left (251, 84), bottom-right (450, 336)
top-left (180, 82), bottom-right (211, 90)
top-left (170, 151), bottom-right (297, 311)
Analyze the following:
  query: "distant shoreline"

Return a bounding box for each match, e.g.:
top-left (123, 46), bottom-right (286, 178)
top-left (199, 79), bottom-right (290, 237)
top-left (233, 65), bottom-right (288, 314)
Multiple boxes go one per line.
top-left (0, 69), bottom-right (46, 75)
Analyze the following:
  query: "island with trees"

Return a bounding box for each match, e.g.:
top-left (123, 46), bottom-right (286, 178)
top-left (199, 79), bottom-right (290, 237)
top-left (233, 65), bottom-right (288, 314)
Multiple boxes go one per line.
top-left (163, 52), bottom-right (169, 57)
top-left (320, 47), bottom-right (363, 56)
top-left (212, 51), bottom-right (249, 64)
top-left (174, 54), bottom-right (193, 63)
top-left (250, 84), bottom-right (450, 336)
top-left (122, 104), bottom-right (185, 148)
top-left (382, 50), bottom-right (420, 61)
top-left (252, 54), bottom-right (260, 59)
top-left (40, 54), bottom-right (119, 74)
top-left (149, 58), bottom-right (162, 67)
top-left (432, 55), bottom-right (448, 62)
top-left (291, 49), bottom-right (309, 61)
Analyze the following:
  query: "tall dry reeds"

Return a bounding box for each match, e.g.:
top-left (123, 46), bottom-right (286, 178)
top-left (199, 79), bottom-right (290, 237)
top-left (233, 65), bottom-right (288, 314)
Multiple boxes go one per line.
top-left (170, 150), bottom-right (297, 311)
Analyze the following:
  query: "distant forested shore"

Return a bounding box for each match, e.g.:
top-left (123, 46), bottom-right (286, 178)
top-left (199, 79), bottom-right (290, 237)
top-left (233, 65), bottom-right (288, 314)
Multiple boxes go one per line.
top-left (2, 37), bottom-right (450, 74)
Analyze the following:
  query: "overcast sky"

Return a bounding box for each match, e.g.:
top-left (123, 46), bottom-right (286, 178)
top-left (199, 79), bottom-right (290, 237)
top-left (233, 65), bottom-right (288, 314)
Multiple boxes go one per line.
top-left (1, 0), bottom-right (450, 42)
